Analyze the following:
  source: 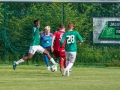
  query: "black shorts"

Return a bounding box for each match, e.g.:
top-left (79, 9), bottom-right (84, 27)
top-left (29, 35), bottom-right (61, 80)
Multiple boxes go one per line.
top-left (44, 46), bottom-right (51, 52)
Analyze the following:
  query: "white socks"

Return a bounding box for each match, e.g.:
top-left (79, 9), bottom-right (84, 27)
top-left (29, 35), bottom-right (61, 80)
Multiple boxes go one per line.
top-left (16, 58), bottom-right (56, 65)
top-left (65, 63), bottom-right (73, 71)
top-left (50, 58), bottom-right (56, 65)
top-left (16, 58), bottom-right (25, 65)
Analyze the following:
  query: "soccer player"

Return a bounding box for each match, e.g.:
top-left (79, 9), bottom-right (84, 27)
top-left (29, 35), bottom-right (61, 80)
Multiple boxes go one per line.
top-left (13, 20), bottom-right (57, 70)
top-left (40, 26), bottom-right (53, 70)
top-left (51, 24), bottom-right (66, 73)
top-left (60, 22), bottom-right (83, 76)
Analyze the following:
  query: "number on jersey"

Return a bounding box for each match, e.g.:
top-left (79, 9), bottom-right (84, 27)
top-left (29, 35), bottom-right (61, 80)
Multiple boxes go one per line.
top-left (59, 34), bottom-right (63, 41)
top-left (66, 35), bottom-right (74, 44)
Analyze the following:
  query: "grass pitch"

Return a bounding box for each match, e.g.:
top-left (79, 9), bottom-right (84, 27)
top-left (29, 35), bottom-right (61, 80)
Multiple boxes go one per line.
top-left (0, 65), bottom-right (120, 90)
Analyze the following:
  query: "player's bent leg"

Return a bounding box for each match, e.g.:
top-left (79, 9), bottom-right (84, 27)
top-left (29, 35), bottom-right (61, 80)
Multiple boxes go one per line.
top-left (60, 57), bottom-right (64, 73)
top-left (60, 58), bottom-right (64, 68)
top-left (37, 45), bottom-right (57, 65)
top-left (63, 52), bottom-right (76, 76)
top-left (43, 50), bottom-right (57, 65)
top-left (43, 50), bottom-right (51, 60)
top-left (65, 62), bottom-right (74, 71)
top-left (43, 54), bottom-right (50, 70)
top-left (13, 53), bottom-right (34, 70)
top-left (66, 60), bottom-right (69, 68)
top-left (23, 53), bottom-right (34, 60)
top-left (63, 57), bottom-right (67, 68)
top-left (66, 70), bottom-right (70, 77)
top-left (62, 62), bottom-right (74, 76)
top-left (13, 46), bottom-right (37, 70)
top-left (66, 60), bottom-right (71, 72)
top-left (65, 62), bottom-right (74, 76)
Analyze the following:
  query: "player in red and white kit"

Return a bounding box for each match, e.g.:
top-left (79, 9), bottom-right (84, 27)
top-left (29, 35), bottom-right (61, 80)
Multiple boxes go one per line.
top-left (51, 24), bottom-right (66, 74)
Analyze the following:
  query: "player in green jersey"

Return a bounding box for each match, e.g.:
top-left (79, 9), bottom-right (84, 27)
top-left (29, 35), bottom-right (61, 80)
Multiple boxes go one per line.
top-left (13, 20), bottom-right (57, 70)
top-left (60, 22), bottom-right (83, 76)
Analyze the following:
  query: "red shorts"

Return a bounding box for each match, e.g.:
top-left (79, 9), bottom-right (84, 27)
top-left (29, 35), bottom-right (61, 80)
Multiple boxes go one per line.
top-left (53, 48), bottom-right (66, 58)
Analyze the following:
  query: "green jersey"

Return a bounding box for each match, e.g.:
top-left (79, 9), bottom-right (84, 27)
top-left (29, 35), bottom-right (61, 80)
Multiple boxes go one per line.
top-left (60, 30), bottom-right (83, 52)
top-left (30, 26), bottom-right (40, 46)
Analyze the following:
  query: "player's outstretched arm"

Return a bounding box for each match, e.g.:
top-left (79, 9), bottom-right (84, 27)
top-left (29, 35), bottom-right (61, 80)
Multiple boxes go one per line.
top-left (51, 35), bottom-right (55, 52)
top-left (77, 32), bottom-right (83, 43)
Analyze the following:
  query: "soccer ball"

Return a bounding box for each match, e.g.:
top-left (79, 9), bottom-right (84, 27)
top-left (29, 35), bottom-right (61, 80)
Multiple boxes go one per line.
top-left (50, 65), bottom-right (57, 72)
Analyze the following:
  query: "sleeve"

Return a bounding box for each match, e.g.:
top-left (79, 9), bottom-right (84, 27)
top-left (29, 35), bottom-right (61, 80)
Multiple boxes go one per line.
top-left (60, 33), bottom-right (66, 47)
top-left (40, 33), bottom-right (45, 40)
top-left (53, 31), bottom-right (57, 37)
top-left (32, 27), bottom-right (39, 34)
top-left (76, 32), bottom-right (83, 42)
top-left (32, 27), bottom-right (36, 34)
top-left (36, 26), bottom-right (40, 32)
top-left (51, 32), bottom-right (56, 47)
top-left (50, 33), bottom-right (53, 37)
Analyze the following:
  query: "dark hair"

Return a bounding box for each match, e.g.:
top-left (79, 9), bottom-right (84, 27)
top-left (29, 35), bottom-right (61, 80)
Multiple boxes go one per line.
top-left (34, 20), bottom-right (39, 24)
top-left (59, 24), bottom-right (65, 29)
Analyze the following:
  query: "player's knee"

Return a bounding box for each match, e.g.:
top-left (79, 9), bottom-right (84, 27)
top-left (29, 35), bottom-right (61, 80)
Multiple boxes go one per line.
top-left (27, 56), bottom-right (32, 59)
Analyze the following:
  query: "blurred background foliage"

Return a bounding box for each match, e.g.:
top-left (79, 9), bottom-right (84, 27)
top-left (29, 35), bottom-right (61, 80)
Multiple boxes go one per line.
top-left (0, 2), bottom-right (120, 66)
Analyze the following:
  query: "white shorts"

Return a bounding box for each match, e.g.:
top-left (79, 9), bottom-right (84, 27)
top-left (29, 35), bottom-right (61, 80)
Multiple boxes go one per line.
top-left (66, 52), bottom-right (76, 62)
top-left (29, 45), bottom-right (45, 54)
